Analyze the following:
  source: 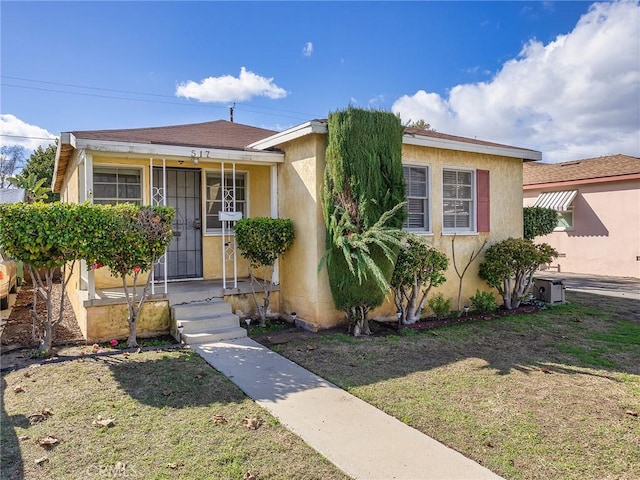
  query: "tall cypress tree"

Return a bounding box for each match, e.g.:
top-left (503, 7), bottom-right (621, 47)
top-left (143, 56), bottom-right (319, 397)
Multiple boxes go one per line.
top-left (322, 107), bottom-right (406, 335)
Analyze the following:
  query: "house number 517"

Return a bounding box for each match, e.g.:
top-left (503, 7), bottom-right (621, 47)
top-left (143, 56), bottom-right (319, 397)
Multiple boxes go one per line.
top-left (191, 150), bottom-right (211, 160)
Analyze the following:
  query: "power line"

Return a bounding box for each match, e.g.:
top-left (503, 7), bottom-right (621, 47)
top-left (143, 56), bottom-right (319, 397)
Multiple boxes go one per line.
top-left (1, 75), bottom-right (324, 121)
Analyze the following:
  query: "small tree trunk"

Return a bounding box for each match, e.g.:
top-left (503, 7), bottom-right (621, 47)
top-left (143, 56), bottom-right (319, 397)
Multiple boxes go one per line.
top-left (503, 278), bottom-right (513, 310)
top-left (350, 305), bottom-right (371, 337)
top-left (122, 277), bottom-right (139, 347)
top-left (405, 282), bottom-right (420, 324)
top-left (127, 314), bottom-right (138, 348)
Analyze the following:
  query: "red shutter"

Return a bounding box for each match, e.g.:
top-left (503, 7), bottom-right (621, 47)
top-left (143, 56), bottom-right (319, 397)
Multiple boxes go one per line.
top-left (477, 169), bottom-right (490, 232)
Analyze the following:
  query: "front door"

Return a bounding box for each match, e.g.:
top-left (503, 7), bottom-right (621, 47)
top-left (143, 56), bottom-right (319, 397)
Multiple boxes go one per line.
top-left (153, 168), bottom-right (202, 280)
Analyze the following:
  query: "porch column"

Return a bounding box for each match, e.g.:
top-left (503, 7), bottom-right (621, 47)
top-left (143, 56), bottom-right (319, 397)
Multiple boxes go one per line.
top-left (270, 164), bottom-right (279, 285)
top-left (81, 152), bottom-right (96, 300)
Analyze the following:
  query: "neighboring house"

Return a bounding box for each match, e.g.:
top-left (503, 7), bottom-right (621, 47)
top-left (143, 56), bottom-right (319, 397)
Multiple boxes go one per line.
top-left (523, 154), bottom-right (640, 278)
top-left (53, 119), bottom-right (540, 340)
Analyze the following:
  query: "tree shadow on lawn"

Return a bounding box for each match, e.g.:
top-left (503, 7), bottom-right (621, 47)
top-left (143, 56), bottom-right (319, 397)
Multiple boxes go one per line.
top-left (1, 375), bottom-right (25, 480)
top-left (268, 291), bottom-right (640, 388)
top-left (104, 349), bottom-right (250, 408)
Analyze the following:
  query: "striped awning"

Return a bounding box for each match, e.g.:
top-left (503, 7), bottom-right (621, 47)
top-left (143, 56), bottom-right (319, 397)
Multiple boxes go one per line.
top-left (532, 190), bottom-right (577, 211)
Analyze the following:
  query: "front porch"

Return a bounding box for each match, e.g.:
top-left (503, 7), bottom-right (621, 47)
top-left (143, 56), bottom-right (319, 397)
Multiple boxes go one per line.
top-left (74, 278), bottom-right (281, 343)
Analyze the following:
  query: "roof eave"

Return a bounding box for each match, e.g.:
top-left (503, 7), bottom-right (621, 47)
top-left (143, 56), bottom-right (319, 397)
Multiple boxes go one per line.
top-left (248, 121), bottom-right (328, 150)
top-left (250, 120), bottom-right (542, 161)
top-left (402, 134), bottom-right (542, 161)
top-left (74, 138), bottom-right (284, 162)
top-left (52, 132), bottom-right (77, 193)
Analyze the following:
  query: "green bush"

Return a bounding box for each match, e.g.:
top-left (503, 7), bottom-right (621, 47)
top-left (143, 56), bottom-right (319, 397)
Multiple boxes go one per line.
top-left (235, 217), bottom-right (295, 268)
top-left (523, 206), bottom-right (558, 239)
top-left (234, 217), bottom-right (295, 326)
top-left (479, 237), bottom-right (557, 309)
top-left (321, 107), bottom-right (406, 336)
top-left (470, 290), bottom-right (499, 313)
top-left (391, 235), bottom-right (448, 324)
top-left (427, 293), bottom-right (451, 320)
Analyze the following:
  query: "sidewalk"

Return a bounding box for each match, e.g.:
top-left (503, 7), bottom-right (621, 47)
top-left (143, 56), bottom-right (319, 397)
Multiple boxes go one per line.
top-left (194, 337), bottom-right (502, 480)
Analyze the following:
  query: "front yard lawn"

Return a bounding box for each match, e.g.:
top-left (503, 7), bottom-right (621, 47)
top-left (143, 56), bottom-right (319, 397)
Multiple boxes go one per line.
top-left (1, 349), bottom-right (349, 480)
top-left (268, 291), bottom-right (640, 480)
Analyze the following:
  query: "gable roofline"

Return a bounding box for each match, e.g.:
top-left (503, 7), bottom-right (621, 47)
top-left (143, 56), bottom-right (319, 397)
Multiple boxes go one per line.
top-left (248, 119), bottom-right (542, 161)
top-left (53, 120), bottom-right (283, 192)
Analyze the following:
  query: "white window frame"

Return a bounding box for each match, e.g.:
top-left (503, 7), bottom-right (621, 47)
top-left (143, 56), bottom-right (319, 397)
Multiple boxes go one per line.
top-left (442, 167), bottom-right (476, 234)
top-left (204, 169), bottom-right (249, 235)
top-left (555, 208), bottom-right (574, 231)
top-left (92, 164), bottom-right (145, 205)
top-left (402, 164), bottom-right (431, 233)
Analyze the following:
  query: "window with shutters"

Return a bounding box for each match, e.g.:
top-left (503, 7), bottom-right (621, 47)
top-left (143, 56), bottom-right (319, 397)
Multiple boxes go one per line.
top-left (442, 168), bottom-right (475, 233)
top-left (93, 167), bottom-right (142, 205)
top-left (402, 165), bottom-right (430, 232)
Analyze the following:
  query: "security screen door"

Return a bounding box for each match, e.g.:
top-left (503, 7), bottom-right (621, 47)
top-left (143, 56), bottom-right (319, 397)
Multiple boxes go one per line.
top-left (153, 168), bottom-right (203, 280)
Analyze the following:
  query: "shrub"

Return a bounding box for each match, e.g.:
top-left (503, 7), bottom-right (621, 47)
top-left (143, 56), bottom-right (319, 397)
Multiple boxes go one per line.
top-left (470, 290), bottom-right (499, 313)
top-left (427, 293), bottom-right (451, 320)
top-left (321, 107), bottom-right (406, 336)
top-left (479, 238), bottom-right (558, 310)
top-left (235, 217), bottom-right (295, 326)
top-left (523, 206), bottom-right (558, 240)
top-left (391, 235), bottom-right (448, 324)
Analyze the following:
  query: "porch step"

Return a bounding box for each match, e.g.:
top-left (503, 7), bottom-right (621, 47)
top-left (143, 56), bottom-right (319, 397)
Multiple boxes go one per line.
top-left (171, 298), bottom-right (246, 344)
top-left (182, 327), bottom-right (248, 345)
top-left (173, 301), bottom-right (232, 318)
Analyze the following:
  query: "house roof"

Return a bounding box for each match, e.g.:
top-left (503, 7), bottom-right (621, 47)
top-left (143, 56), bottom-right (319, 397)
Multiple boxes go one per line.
top-left (523, 154), bottom-right (640, 186)
top-left (248, 119), bottom-right (542, 161)
top-left (54, 117), bottom-right (544, 192)
top-left (70, 120), bottom-right (277, 151)
top-left (53, 120), bottom-right (279, 192)
top-left (403, 126), bottom-right (541, 155)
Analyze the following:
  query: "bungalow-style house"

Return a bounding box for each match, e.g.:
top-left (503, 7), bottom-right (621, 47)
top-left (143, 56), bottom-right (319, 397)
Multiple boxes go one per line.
top-left (523, 154), bottom-right (640, 278)
top-left (53, 118), bottom-right (541, 342)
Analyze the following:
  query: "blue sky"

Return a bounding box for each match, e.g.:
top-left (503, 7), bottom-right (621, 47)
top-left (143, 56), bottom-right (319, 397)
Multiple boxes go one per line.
top-left (1, 1), bottom-right (639, 162)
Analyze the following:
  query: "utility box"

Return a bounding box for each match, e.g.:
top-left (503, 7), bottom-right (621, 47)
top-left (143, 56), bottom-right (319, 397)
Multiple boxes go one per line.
top-left (534, 277), bottom-right (566, 303)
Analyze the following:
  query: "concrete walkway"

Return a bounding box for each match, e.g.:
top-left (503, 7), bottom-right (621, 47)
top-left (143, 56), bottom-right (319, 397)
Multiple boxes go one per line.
top-left (194, 337), bottom-right (502, 480)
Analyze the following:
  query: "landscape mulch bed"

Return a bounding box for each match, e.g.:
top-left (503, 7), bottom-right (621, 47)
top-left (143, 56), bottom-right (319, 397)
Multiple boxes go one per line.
top-left (400, 304), bottom-right (541, 331)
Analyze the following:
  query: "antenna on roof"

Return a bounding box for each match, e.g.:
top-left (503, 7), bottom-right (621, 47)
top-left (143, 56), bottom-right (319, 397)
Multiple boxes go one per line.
top-left (229, 103), bottom-right (235, 123)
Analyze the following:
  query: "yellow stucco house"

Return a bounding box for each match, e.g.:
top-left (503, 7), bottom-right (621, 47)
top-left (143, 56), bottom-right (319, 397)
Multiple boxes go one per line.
top-left (53, 119), bottom-right (541, 342)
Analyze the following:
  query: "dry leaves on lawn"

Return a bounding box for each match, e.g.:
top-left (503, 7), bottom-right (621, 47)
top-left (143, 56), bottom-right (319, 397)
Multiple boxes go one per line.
top-left (93, 416), bottom-right (115, 428)
top-left (212, 414), bottom-right (228, 424)
top-left (242, 416), bottom-right (262, 430)
top-left (28, 409), bottom-right (53, 425)
top-left (36, 435), bottom-right (60, 448)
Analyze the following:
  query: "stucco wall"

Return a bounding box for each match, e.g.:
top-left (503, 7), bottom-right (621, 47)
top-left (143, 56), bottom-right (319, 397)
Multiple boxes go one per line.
top-left (278, 138), bottom-right (525, 330)
top-left (524, 179), bottom-right (640, 278)
top-left (84, 300), bottom-right (170, 343)
top-left (277, 134), bottom-right (343, 329)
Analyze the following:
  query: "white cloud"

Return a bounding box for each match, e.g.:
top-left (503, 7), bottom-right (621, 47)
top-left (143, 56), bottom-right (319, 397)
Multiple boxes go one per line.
top-left (369, 94), bottom-right (385, 106)
top-left (303, 42), bottom-right (313, 57)
top-left (176, 67), bottom-right (287, 103)
top-left (0, 114), bottom-right (57, 150)
top-left (392, 1), bottom-right (640, 162)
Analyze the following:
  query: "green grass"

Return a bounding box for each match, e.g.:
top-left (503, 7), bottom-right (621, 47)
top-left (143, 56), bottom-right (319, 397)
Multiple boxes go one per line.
top-left (1, 349), bottom-right (349, 480)
top-left (268, 291), bottom-right (640, 480)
